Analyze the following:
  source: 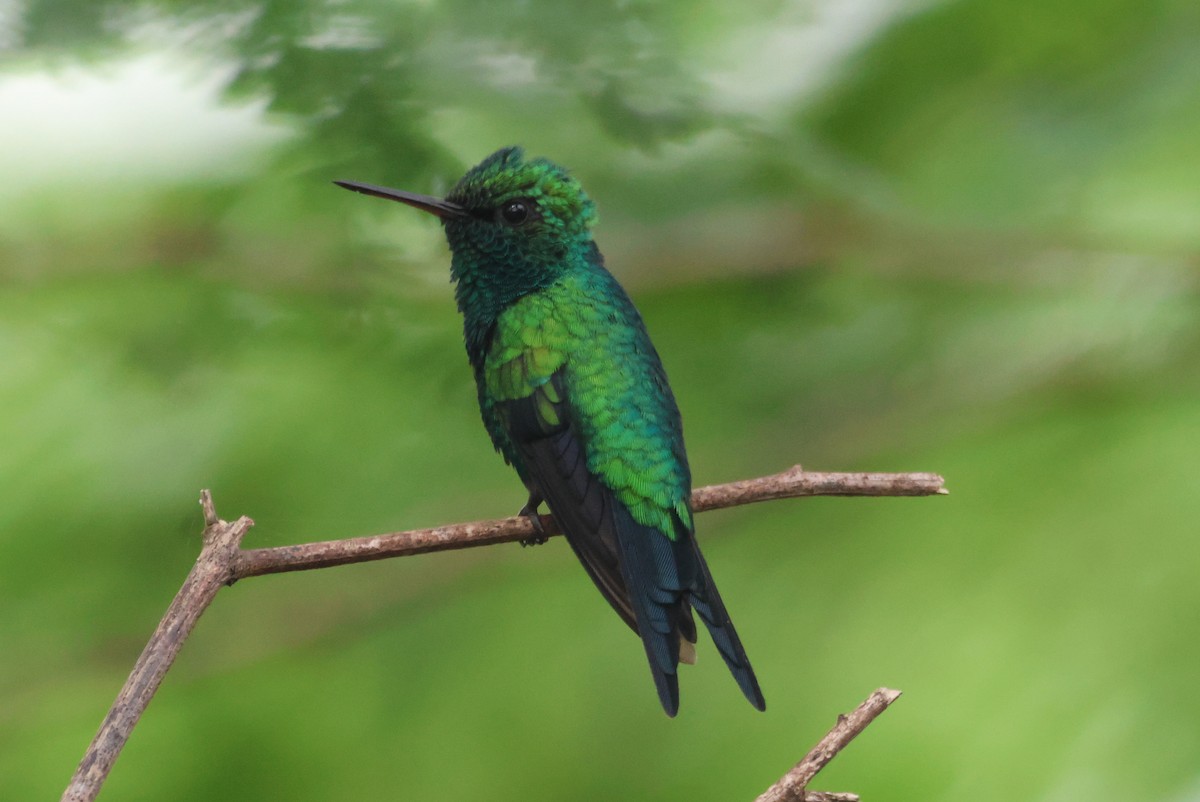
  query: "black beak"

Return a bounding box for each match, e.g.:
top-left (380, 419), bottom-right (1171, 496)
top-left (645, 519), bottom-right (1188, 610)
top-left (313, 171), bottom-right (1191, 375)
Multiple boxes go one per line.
top-left (333, 180), bottom-right (467, 219)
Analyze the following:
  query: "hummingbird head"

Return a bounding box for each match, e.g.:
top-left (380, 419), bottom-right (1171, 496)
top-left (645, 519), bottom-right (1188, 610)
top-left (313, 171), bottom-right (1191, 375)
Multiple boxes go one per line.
top-left (443, 146), bottom-right (597, 263)
top-left (336, 146), bottom-right (597, 299)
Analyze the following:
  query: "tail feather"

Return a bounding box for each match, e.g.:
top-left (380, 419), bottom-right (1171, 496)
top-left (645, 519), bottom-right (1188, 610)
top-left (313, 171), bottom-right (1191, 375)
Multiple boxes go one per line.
top-left (611, 503), bottom-right (765, 715)
top-left (611, 503), bottom-right (691, 714)
top-left (688, 548), bottom-right (766, 711)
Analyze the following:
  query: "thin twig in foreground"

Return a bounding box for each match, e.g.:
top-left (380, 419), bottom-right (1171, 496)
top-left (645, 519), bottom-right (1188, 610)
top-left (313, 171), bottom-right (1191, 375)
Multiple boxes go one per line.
top-left (755, 688), bottom-right (903, 802)
top-left (62, 468), bottom-right (940, 802)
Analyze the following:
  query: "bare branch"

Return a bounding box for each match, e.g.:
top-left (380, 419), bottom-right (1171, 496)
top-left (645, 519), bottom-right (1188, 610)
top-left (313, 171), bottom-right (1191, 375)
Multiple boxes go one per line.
top-left (61, 498), bottom-right (254, 802)
top-left (62, 468), bottom-right (938, 802)
top-left (233, 466), bottom-right (946, 579)
top-left (693, 468), bottom-right (947, 511)
top-left (755, 688), bottom-right (903, 802)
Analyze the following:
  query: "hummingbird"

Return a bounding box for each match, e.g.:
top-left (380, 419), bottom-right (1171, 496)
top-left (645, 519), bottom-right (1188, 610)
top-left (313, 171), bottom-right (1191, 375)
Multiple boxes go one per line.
top-left (336, 147), bottom-right (764, 716)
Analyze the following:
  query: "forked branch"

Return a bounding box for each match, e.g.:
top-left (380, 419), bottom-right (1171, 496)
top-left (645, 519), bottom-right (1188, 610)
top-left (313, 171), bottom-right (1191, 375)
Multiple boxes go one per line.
top-left (62, 466), bottom-right (942, 802)
top-left (61, 497), bottom-right (254, 802)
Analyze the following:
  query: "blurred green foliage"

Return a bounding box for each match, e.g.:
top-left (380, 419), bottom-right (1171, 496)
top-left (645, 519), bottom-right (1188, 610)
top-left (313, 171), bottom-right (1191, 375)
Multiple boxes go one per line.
top-left (2, 0), bottom-right (1199, 800)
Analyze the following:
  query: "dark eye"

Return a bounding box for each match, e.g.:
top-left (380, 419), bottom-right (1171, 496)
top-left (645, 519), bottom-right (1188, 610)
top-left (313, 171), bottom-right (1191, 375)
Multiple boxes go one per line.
top-left (499, 200), bottom-right (530, 226)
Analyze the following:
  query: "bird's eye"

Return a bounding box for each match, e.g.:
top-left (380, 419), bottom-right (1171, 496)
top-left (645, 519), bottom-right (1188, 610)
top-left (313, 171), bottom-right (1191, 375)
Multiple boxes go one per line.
top-left (499, 200), bottom-right (530, 226)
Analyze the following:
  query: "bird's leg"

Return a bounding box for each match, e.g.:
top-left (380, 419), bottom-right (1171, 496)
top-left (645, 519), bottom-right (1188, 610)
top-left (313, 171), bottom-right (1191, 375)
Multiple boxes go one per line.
top-left (519, 489), bottom-right (548, 547)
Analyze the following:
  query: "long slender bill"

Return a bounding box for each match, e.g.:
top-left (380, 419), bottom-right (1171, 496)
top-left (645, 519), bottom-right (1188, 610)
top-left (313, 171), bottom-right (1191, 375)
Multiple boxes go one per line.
top-left (333, 180), bottom-right (467, 219)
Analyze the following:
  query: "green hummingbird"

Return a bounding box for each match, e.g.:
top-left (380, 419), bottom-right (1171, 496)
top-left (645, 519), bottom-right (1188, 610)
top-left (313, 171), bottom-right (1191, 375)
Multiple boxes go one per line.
top-left (336, 147), bottom-right (764, 716)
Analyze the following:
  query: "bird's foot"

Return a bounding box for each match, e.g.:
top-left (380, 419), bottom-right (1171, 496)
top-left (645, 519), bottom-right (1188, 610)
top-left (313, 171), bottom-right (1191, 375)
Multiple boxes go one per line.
top-left (519, 497), bottom-right (548, 547)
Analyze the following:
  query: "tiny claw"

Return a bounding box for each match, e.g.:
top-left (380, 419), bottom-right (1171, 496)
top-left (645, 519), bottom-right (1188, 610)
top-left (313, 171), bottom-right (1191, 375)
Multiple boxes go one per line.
top-left (517, 490), bottom-right (552, 547)
top-left (519, 501), bottom-right (549, 547)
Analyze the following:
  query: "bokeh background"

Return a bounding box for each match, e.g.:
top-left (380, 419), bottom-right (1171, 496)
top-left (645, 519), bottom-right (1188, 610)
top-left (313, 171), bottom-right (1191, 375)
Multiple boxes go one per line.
top-left (3, 0), bottom-right (1199, 799)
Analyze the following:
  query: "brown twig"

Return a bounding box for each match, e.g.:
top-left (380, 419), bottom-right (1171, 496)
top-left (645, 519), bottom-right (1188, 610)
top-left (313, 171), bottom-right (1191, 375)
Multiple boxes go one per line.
top-left (62, 468), bottom-right (941, 802)
top-left (755, 688), bottom-right (903, 802)
top-left (234, 466), bottom-right (946, 578)
top-left (61, 493), bottom-right (254, 802)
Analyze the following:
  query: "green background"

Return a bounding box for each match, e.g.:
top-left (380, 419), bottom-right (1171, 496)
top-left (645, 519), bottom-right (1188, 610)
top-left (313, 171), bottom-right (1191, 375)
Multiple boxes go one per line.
top-left (2, 0), bottom-right (1198, 799)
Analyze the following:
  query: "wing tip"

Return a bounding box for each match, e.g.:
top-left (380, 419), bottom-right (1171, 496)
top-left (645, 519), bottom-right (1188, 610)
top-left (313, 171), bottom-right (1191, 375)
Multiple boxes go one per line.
top-left (654, 670), bottom-right (680, 717)
top-left (734, 664), bottom-right (767, 711)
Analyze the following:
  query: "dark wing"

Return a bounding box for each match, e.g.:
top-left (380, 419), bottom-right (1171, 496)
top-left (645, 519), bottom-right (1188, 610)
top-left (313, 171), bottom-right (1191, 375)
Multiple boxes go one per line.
top-left (498, 370), bottom-right (698, 715)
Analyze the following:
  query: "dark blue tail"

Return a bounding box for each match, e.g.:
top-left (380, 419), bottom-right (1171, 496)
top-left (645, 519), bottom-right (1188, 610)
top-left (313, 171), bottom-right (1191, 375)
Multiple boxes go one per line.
top-left (611, 503), bottom-right (765, 715)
